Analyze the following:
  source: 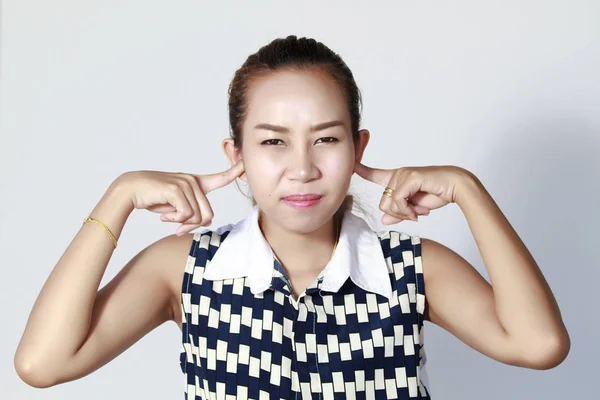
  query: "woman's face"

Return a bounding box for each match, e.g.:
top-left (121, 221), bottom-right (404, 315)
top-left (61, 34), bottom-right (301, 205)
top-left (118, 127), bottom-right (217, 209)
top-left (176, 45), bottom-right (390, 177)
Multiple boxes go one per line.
top-left (227, 68), bottom-right (368, 233)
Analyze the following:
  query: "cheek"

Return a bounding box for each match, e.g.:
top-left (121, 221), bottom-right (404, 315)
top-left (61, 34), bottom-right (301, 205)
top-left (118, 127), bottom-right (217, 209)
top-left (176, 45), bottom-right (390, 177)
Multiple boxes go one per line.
top-left (317, 154), bottom-right (354, 193)
top-left (244, 157), bottom-right (281, 190)
top-left (320, 146), bottom-right (355, 175)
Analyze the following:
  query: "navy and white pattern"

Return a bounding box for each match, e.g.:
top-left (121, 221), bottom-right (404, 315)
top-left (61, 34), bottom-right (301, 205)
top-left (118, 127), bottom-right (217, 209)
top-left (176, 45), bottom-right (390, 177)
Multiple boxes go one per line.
top-left (180, 210), bottom-right (431, 399)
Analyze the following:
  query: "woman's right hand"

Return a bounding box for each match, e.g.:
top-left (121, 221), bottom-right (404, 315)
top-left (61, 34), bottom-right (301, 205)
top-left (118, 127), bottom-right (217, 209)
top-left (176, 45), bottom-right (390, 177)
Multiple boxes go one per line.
top-left (117, 161), bottom-right (245, 235)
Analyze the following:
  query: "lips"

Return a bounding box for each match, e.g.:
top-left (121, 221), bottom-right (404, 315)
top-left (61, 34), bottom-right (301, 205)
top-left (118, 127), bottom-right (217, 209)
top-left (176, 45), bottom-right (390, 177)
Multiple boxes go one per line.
top-left (282, 194), bottom-right (322, 201)
top-left (282, 194), bottom-right (323, 210)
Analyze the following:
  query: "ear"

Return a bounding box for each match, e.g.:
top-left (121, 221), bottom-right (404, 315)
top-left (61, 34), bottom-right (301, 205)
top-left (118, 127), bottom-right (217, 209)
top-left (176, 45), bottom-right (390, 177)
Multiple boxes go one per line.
top-left (354, 129), bottom-right (370, 163)
top-left (222, 138), bottom-right (247, 182)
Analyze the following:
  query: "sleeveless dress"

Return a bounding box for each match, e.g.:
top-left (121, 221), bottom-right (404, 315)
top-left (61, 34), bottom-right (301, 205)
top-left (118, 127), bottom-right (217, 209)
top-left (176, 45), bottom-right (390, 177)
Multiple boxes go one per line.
top-left (180, 215), bottom-right (431, 399)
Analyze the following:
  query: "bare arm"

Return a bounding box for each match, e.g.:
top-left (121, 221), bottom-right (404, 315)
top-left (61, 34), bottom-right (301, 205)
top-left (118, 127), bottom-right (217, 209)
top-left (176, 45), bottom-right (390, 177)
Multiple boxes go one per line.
top-left (13, 177), bottom-right (193, 387)
top-left (422, 172), bottom-right (570, 370)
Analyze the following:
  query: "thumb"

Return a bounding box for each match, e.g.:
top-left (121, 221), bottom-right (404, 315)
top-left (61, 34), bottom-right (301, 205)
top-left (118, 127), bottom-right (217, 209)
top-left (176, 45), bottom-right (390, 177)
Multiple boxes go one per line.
top-left (196, 160), bottom-right (245, 193)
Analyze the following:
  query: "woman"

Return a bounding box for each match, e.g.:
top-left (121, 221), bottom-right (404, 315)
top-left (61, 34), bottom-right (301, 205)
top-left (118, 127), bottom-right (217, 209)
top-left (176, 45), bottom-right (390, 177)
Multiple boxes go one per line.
top-left (15, 36), bottom-right (570, 399)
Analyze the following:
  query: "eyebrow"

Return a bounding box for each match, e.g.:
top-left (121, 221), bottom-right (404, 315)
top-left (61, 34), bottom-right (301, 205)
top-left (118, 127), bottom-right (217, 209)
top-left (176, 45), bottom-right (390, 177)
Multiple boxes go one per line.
top-left (253, 120), bottom-right (345, 133)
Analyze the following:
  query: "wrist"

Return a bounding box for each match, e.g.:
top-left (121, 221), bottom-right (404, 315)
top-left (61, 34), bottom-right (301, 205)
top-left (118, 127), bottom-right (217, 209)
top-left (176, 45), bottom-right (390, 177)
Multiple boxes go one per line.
top-left (106, 176), bottom-right (135, 212)
top-left (454, 168), bottom-right (485, 207)
top-left (88, 178), bottom-right (135, 230)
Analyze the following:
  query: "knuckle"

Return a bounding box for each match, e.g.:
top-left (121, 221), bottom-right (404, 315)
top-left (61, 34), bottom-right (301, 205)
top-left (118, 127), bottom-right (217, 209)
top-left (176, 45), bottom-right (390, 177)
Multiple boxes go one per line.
top-left (180, 174), bottom-right (196, 186)
top-left (407, 170), bottom-right (419, 180)
top-left (190, 213), bottom-right (203, 224)
top-left (166, 182), bottom-right (181, 192)
top-left (176, 177), bottom-right (193, 190)
top-left (192, 206), bottom-right (202, 217)
top-left (187, 176), bottom-right (205, 193)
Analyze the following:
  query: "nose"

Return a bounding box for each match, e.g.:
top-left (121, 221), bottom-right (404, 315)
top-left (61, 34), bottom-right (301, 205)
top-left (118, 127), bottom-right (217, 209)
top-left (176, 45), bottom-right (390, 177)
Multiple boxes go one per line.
top-left (285, 147), bottom-right (320, 182)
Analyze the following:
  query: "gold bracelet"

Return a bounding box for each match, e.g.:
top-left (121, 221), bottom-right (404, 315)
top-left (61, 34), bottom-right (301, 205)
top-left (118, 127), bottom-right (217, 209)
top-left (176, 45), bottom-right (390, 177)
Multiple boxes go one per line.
top-left (83, 217), bottom-right (118, 248)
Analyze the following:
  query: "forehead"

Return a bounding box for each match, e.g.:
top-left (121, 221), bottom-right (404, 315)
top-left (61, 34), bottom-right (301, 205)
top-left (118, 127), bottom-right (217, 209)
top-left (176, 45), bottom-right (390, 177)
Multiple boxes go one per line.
top-left (243, 68), bottom-right (349, 129)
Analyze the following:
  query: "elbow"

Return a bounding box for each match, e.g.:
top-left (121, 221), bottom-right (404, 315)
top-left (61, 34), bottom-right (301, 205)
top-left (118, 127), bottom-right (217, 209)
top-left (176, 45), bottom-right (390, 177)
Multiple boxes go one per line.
top-left (520, 331), bottom-right (571, 370)
top-left (14, 351), bottom-right (58, 388)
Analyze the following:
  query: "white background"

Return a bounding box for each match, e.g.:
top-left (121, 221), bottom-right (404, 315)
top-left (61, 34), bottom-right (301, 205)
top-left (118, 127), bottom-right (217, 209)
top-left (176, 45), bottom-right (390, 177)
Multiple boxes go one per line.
top-left (1, 1), bottom-right (598, 398)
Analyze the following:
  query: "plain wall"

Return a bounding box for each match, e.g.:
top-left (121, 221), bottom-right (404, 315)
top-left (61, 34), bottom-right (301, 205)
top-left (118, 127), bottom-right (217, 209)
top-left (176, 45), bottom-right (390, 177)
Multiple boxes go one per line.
top-left (1, 1), bottom-right (598, 398)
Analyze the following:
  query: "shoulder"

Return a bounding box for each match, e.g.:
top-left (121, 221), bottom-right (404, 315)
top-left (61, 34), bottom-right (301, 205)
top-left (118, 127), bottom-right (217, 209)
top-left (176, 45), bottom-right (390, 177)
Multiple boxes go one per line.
top-left (149, 224), bottom-right (234, 327)
top-left (376, 229), bottom-right (422, 255)
top-left (161, 223), bottom-right (235, 280)
top-left (376, 231), bottom-right (454, 278)
top-left (149, 233), bottom-right (196, 320)
top-left (178, 223), bottom-right (238, 269)
top-left (375, 229), bottom-right (424, 280)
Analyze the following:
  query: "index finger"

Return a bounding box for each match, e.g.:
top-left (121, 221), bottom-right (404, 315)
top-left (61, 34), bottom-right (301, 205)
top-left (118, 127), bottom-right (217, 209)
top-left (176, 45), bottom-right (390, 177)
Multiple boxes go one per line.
top-left (354, 161), bottom-right (393, 187)
top-left (196, 160), bottom-right (245, 193)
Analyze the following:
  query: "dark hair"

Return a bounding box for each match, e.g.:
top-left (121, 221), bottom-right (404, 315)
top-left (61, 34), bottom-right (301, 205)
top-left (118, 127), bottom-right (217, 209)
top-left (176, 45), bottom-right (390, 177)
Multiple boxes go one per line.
top-left (228, 35), bottom-right (365, 215)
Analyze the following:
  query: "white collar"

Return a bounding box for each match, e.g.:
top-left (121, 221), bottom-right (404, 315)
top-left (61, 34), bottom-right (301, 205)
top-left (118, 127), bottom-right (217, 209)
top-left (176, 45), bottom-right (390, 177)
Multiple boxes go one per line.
top-left (202, 205), bottom-right (393, 300)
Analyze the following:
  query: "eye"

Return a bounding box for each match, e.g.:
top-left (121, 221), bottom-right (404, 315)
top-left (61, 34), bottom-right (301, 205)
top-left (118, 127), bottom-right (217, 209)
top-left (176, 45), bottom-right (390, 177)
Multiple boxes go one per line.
top-left (316, 137), bottom-right (339, 144)
top-left (261, 139), bottom-right (283, 146)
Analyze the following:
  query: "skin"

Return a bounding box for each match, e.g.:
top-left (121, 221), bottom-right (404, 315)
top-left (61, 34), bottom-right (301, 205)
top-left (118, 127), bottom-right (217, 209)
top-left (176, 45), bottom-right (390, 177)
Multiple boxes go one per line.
top-left (14, 68), bottom-right (569, 389)
top-left (222, 68), bottom-right (368, 293)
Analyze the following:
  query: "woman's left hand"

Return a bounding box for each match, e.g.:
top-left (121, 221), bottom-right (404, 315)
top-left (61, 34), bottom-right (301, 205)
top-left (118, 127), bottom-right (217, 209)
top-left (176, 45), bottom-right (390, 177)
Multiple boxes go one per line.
top-left (354, 162), bottom-right (473, 225)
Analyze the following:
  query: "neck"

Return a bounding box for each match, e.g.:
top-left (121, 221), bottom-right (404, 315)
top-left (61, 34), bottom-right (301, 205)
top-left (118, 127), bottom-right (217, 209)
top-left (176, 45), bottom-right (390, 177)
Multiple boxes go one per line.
top-left (258, 210), bottom-right (341, 274)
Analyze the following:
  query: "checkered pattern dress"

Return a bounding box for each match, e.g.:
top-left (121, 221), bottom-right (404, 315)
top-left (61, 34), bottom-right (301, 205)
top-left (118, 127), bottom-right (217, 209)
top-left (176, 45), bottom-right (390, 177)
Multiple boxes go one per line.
top-left (180, 228), bottom-right (431, 399)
